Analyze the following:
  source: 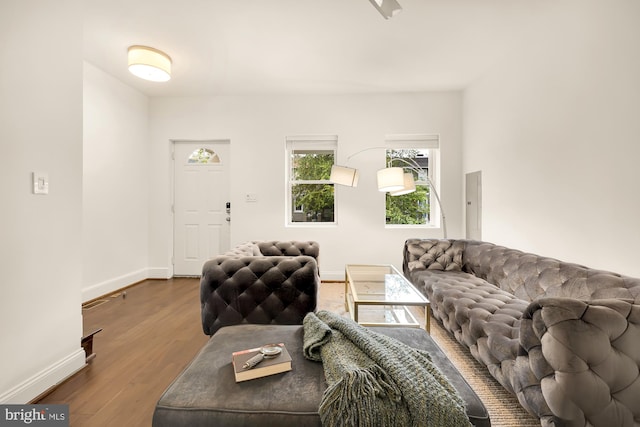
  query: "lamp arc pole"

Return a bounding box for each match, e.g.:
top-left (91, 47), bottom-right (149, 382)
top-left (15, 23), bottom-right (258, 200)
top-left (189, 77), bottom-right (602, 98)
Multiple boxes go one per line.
top-left (330, 146), bottom-right (389, 187)
top-left (344, 146), bottom-right (388, 163)
top-left (330, 148), bottom-right (447, 238)
top-left (388, 157), bottom-right (447, 239)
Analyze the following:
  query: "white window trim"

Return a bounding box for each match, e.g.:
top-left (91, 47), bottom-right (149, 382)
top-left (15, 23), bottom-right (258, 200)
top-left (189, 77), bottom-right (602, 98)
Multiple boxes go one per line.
top-left (285, 135), bottom-right (338, 227)
top-left (384, 134), bottom-right (441, 229)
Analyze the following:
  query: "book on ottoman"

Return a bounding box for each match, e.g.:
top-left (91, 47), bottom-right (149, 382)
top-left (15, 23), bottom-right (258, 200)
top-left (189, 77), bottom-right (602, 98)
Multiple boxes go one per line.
top-left (232, 343), bottom-right (292, 382)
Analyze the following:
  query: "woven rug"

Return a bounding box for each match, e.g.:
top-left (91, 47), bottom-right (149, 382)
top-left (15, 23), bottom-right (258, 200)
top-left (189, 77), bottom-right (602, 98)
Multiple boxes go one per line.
top-left (317, 281), bottom-right (541, 427)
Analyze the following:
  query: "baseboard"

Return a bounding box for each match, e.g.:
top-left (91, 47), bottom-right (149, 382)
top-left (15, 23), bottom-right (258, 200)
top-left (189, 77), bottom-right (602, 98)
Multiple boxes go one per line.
top-left (0, 349), bottom-right (86, 404)
top-left (147, 267), bottom-right (171, 279)
top-left (83, 267), bottom-right (333, 298)
top-left (82, 269), bottom-right (148, 302)
top-left (320, 270), bottom-right (344, 281)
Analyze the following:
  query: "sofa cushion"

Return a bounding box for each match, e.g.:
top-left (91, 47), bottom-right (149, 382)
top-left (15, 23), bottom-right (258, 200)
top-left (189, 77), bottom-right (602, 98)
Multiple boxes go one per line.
top-left (410, 269), bottom-right (529, 393)
top-left (223, 241), bottom-right (260, 257)
top-left (462, 240), bottom-right (640, 304)
top-left (201, 256), bottom-right (319, 335)
top-left (257, 241), bottom-right (320, 259)
top-left (405, 239), bottom-right (465, 271)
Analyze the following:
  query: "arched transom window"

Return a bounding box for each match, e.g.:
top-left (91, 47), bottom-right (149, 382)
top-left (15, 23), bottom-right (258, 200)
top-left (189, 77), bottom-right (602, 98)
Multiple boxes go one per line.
top-left (187, 148), bottom-right (221, 164)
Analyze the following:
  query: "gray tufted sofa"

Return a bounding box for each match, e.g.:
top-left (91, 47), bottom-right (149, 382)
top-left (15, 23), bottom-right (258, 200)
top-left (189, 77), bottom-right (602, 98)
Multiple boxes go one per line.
top-left (403, 238), bottom-right (640, 427)
top-left (200, 240), bottom-right (320, 336)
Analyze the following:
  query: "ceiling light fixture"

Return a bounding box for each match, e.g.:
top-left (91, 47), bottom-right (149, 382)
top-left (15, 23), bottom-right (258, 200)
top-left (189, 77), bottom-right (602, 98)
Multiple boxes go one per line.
top-left (127, 45), bottom-right (172, 82)
top-left (368, 0), bottom-right (402, 19)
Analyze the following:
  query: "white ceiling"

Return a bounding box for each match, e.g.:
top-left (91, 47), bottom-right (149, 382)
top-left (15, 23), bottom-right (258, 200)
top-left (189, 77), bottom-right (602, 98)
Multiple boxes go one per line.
top-left (83, 0), bottom-right (554, 97)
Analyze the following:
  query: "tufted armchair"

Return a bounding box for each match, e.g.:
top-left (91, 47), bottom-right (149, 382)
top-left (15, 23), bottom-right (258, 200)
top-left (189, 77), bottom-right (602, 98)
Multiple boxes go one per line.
top-left (200, 241), bottom-right (320, 336)
top-left (403, 238), bottom-right (640, 427)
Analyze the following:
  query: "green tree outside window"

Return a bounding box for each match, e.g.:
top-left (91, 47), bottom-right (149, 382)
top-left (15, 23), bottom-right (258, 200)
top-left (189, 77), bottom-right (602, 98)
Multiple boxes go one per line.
top-left (291, 151), bottom-right (335, 222)
top-left (385, 149), bottom-right (430, 225)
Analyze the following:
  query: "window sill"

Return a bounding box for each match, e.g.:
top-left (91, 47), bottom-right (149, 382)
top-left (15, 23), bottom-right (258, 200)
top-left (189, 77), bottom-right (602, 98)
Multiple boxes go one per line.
top-left (384, 224), bottom-right (439, 229)
top-left (286, 222), bottom-right (338, 228)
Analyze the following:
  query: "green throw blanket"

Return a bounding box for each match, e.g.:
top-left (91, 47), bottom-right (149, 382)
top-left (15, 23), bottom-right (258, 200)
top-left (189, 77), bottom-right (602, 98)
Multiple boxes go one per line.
top-left (303, 310), bottom-right (470, 427)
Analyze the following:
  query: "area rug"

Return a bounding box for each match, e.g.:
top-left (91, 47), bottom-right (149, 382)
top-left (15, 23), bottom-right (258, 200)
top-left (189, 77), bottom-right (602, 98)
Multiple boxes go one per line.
top-left (317, 281), bottom-right (541, 427)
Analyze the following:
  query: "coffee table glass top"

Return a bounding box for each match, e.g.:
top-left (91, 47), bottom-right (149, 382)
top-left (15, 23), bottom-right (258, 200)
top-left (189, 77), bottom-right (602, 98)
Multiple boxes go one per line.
top-left (346, 264), bottom-right (427, 304)
top-left (344, 264), bottom-right (430, 330)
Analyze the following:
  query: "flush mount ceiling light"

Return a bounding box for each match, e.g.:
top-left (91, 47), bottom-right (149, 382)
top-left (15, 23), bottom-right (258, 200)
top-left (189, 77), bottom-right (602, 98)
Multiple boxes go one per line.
top-left (127, 45), bottom-right (172, 82)
top-left (368, 0), bottom-right (402, 19)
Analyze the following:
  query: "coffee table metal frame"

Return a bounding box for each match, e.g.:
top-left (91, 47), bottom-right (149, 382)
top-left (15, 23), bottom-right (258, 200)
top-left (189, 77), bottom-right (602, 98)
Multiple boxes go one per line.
top-left (344, 264), bottom-right (430, 332)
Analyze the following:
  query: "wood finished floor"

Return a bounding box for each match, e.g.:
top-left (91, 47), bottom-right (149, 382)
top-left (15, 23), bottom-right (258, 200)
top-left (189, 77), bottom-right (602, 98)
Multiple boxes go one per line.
top-left (37, 279), bottom-right (538, 427)
top-left (37, 278), bottom-right (210, 427)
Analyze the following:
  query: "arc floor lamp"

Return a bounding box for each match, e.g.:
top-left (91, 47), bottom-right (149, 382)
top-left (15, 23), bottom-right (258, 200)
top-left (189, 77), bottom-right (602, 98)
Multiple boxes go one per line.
top-left (330, 148), bottom-right (447, 238)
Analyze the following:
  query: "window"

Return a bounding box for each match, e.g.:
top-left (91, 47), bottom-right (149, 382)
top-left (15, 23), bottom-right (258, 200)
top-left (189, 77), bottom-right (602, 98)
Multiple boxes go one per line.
top-left (187, 148), bottom-right (220, 164)
top-left (384, 135), bottom-right (440, 227)
top-left (286, 136), bottom-right (337, 225)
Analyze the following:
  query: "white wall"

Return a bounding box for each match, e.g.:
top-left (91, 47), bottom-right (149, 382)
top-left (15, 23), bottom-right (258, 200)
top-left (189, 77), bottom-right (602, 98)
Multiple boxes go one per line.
top-left (0, 0), bottom-right (85, 403)
top-left (82, 62), bottom-right (150, 301)
top-left (149, 93), bottom-right (463, 279)
top-left (464, 0), bottom-right (640, 277)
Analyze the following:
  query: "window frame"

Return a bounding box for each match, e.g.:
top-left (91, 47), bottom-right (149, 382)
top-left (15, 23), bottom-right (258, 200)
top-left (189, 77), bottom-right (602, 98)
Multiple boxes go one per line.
top-left (383, 135), bottom-right (441, 229)
top-left (285, 135), bottom-right (338, 227)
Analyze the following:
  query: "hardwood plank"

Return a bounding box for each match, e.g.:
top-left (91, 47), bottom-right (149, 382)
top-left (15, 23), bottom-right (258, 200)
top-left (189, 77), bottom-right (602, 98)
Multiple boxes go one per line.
top-left (37, 278), bottom-right (209, 427)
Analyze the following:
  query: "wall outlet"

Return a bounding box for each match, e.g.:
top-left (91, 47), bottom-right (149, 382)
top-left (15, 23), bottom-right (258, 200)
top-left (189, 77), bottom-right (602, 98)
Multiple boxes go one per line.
top-left (245, 193), bottom-right (257, 202)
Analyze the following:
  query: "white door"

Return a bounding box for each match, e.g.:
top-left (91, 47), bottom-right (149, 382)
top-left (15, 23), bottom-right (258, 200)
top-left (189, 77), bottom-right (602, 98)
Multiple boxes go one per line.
top-left (173, 141), bottom-right (231, 276)
top-left (465, 171), bottom-right (482, 240)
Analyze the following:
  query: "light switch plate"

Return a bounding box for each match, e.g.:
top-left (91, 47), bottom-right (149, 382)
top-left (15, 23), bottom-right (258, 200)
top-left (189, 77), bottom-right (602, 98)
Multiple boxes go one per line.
top-left (33, 172), bottom-right (49, 195)
top-left (245, 193), bottom-right (257, 202)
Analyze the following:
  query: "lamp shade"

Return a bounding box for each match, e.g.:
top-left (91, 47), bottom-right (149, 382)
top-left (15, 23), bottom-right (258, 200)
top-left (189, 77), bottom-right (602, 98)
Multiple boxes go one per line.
top-left (128, 45), bottom-right (172, 82)
top-left (330, 165), bottom-right (359, 187)
top-left (368, 0), bottom-right (402, 19)
top-left (377, 167), bottom-right (405, 192)
top-left (390, 173), bottom-right (416, 196)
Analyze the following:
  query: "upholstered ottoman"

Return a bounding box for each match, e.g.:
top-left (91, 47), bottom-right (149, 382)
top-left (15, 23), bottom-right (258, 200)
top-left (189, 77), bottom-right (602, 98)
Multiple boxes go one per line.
top-left (152, 324), bottom-right (490, 427)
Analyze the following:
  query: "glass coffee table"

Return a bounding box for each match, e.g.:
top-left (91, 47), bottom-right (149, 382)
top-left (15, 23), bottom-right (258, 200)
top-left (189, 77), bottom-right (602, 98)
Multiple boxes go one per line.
top-left (344, 264), bottom-right (430, 332)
